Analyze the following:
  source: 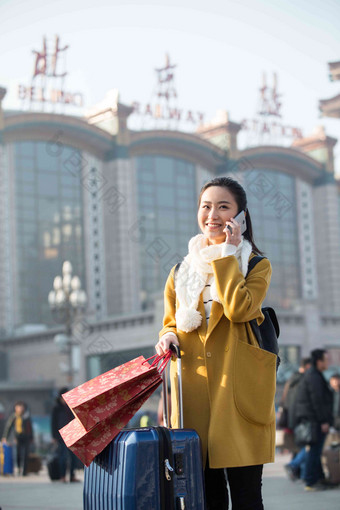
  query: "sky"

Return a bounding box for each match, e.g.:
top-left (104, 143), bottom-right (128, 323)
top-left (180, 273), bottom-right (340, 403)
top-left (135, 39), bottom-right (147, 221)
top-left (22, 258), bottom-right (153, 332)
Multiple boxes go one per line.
top-left (0, 0), bottom-right (340, 172)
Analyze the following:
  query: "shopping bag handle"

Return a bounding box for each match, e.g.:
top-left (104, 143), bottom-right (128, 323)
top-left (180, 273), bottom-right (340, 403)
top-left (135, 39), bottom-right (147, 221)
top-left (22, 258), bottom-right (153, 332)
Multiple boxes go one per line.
top-left (144, 351), bottom-right (172, 374)
top-left (157, 351), bottom-right (172, 373)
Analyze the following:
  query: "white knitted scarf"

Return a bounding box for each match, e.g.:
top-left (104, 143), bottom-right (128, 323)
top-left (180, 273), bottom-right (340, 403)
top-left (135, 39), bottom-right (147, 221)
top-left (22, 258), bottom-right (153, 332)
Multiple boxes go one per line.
top-left (175, 234), bottom-right (253, 332)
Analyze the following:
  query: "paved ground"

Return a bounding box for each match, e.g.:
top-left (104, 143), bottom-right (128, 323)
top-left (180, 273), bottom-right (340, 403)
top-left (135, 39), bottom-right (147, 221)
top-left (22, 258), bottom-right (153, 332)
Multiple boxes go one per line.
top-left (0, 452), bottom-right (339, 509)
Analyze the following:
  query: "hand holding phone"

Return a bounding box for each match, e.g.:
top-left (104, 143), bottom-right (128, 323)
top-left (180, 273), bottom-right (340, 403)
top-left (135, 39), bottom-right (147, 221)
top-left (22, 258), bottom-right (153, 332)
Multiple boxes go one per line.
top-left (226, 210), bottom-right (247, 235)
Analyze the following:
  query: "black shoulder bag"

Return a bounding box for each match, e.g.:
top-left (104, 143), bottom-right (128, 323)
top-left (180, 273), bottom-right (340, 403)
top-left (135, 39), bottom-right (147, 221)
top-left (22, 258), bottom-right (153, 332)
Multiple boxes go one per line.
top-left (246, 256), bottom-right (280, 370)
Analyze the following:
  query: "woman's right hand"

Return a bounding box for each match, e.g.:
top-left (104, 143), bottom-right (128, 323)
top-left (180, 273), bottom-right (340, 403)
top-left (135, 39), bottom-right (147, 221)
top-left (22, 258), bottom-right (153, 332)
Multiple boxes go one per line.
top-left (155, 333), bottom-right (179, 356)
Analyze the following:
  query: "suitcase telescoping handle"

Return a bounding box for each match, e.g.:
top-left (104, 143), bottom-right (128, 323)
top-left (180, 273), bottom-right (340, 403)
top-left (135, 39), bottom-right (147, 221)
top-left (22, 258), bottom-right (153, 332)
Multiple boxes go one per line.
top-left (162, 343), bottom-right (184, 429)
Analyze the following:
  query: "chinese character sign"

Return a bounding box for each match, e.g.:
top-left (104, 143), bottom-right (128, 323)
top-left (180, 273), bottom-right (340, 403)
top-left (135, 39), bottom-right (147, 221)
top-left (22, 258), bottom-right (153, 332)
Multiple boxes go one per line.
top-left (18, 35), bottom-right (83, 109)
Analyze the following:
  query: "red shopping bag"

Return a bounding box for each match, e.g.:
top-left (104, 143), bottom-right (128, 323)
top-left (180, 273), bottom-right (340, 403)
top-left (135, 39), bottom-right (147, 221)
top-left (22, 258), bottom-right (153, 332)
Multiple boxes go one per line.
top-left (59, 378), bottom-right (161, 466)
top-left (59, 352), bottom-right (172, 465)
top-left (62, 355), bottom-right (160, 430)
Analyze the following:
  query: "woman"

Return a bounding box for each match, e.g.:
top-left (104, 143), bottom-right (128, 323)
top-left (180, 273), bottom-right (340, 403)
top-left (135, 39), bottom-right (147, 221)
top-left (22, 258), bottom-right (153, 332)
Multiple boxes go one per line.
top-left (2, 401), bottom-right (33, 476)
top-left (155, 177), bottom-right (277, 510)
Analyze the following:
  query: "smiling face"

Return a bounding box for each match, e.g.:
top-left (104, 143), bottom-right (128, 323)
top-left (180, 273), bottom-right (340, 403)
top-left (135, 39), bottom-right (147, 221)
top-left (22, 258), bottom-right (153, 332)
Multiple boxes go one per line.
top-left (197, 186), bottom-right (239, 245)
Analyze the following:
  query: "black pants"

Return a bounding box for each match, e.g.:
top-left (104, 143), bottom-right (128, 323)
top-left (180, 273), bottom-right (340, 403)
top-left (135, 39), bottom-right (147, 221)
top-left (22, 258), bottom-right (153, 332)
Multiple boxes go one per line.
top-left (204, 462), bottom-right (264, 510)
top-left (57, 440), bottom-right (77, 480)
top-left (16, 437), bottom-right (30, 476)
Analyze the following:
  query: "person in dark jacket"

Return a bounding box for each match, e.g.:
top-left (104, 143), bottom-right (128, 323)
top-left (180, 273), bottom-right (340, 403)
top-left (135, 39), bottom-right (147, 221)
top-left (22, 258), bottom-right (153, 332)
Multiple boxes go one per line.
top-left (282, 357), bottom-right (311, 481)
top-left (2, 401), bottom-right (33, 476)
top-left (285, 358), bottom-right (312, 430)
top-left (51, 387), bottom-right (80, 483)
top-left (294, 349), bottom-right (333, 491)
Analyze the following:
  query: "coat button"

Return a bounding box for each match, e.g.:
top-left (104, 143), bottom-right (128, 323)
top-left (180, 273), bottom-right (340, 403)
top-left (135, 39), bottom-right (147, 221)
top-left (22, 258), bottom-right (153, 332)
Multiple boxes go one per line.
top-left (206, 352), bottom-right (211, 358)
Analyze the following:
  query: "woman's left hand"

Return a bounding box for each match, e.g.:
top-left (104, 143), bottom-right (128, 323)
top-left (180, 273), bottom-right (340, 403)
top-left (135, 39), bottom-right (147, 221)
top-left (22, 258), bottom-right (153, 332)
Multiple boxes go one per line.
top-left (223, 218), bottom-right (242, 247)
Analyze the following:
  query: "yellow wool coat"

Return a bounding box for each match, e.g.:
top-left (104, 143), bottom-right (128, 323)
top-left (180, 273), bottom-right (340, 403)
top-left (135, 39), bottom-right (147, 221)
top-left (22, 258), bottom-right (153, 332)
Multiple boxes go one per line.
top-left (159, 254), bottom-right (277, 469)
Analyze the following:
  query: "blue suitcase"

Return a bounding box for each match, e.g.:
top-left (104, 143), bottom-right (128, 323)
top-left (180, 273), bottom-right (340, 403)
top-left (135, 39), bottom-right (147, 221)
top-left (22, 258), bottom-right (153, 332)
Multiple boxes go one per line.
top-left (0, 443), bottom-right (14, 475)
top-left (83, 346), bottom-right (206, 510)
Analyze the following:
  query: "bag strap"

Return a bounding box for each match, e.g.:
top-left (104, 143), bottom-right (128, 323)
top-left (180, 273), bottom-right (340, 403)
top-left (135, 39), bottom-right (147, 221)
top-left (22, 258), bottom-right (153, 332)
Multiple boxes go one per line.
top-left (246, 256), bottom-right (280, 338)
top-left (246, 255), bottom-right (266, 278)
top-left (249, 318), bottom-right (264, 349)
top-left (266, 307), bottom-right (280, 338)
top-left (246, 256), bottom-right (266, 349)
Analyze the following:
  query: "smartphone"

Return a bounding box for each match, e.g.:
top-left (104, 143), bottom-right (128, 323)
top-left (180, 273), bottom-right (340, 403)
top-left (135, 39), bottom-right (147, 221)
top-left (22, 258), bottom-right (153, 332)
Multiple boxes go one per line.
top-left (227, 210), bottom-right (247, 235)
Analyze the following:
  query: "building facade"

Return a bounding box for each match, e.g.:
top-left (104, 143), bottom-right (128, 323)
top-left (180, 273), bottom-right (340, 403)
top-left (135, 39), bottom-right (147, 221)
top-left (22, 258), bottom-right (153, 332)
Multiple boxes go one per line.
top-left (0, 87), bottom-right (340, 416)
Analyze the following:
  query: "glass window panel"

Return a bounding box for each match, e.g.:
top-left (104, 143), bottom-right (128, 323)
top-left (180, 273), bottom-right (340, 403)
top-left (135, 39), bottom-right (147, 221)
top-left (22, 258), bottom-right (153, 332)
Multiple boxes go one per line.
top-left (177, 200), bottom-right (194, 211)
top-left (177, 186), bottom-right (194, 197)
top-left (21, 170), bottom-right (35, 182)
top-left (139, 182), bottom-right (153, 193)
top-left (14, 141), bottom-right (85, 326)
top-left (22, 222), bottom-right (37, 234)
top-left (17, 142), bottom-right (35, 157)
top-left (19, 208), bottom-right (36, 220)
top-left (18, 158), bottom-right (36, 172)
top-left (157, 171), bottom-right (173, 184)
top-left (139, 193), bottom-right (154, 205)
top-left (135, 155), bottom-right (196, 295)
top-left (157, 210), bottom-right (176, 231)
top-left (156, 186), bottom-right (175, 207)
top-left (38, 173), bottom-right (58, 195)
top-left (140, 171), bottom-right (154, 182)
top-left (37, 148), bottom-right (59, 172)
top-left (19, 232), bottom-right (37, 247)
top-left (17, 181), bottom-right (35, 194)
top-left (38, 198), bottom-right (59, 220)
top-left (61, 171), bottom-right (77, 186)
top-left (20, 196), bottom-right (36, 209)
top-left (139, 156), bottom-right (154, 171)
top-left (155, 157), bottom-right (173, 183)
top-left (241, 167), bottom-right (300, 308)
top-left (61, 187), bottom-right (77, 198)
top-left (176, 175), bottom-right (190, 185)
top-left (176, 160), bottom-right (192, 175)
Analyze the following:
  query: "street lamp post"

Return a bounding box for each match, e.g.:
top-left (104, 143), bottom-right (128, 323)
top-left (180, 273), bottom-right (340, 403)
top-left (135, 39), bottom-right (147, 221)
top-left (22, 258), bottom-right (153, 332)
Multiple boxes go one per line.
top-left (48, 261), bottom-right (87, 386)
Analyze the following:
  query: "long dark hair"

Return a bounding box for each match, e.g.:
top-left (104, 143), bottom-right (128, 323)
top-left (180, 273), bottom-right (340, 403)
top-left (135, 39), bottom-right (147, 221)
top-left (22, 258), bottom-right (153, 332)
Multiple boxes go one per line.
top-left (198, 176), bottom-right (264, 255)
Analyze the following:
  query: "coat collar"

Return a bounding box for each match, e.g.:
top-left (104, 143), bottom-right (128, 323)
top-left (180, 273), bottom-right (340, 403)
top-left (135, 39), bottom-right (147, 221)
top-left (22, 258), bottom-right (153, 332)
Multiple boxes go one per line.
top-left (197, 295), bottom-right (207, 342)
top-left (200, 250), bottom-right (256, 340)
top-left (206, 301), bottom-right (224, 340)
top-left (197, 294), bottom-right (224, 342)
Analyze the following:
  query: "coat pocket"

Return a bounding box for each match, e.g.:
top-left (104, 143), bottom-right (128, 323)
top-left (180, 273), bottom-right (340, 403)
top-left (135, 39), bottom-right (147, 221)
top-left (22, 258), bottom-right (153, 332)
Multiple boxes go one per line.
top-left (233, 341), bottom-right (276, 425)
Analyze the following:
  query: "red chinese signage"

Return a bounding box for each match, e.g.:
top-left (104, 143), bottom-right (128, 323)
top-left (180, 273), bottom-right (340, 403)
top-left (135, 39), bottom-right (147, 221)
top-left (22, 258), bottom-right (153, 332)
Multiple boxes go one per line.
top-left (18, 35), bottom-right (83, 108)
top-left (32, 35), bottom-right (68, 79)
top-left (241, 73), bottom-right (303, 141)
top-left (131, 54), bottom-right (205, 128)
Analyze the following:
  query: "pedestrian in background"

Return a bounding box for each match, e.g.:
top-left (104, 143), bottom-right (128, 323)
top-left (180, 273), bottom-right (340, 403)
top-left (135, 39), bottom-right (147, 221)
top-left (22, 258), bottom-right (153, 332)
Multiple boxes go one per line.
top-left (294, 349), bottom-right (333, 491)
top-left (156, 177), bottom-right (276, 510)
top-left (282, 357), bottom-right (311, 481)
top-left (1, 401), bottom-right (33, 476)
top-left (329, 373), bottom-right (340, 434)
top-left (323, 372), bottom-right (340, 449)
top-left (51, 387), bottom-right (80, 483)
